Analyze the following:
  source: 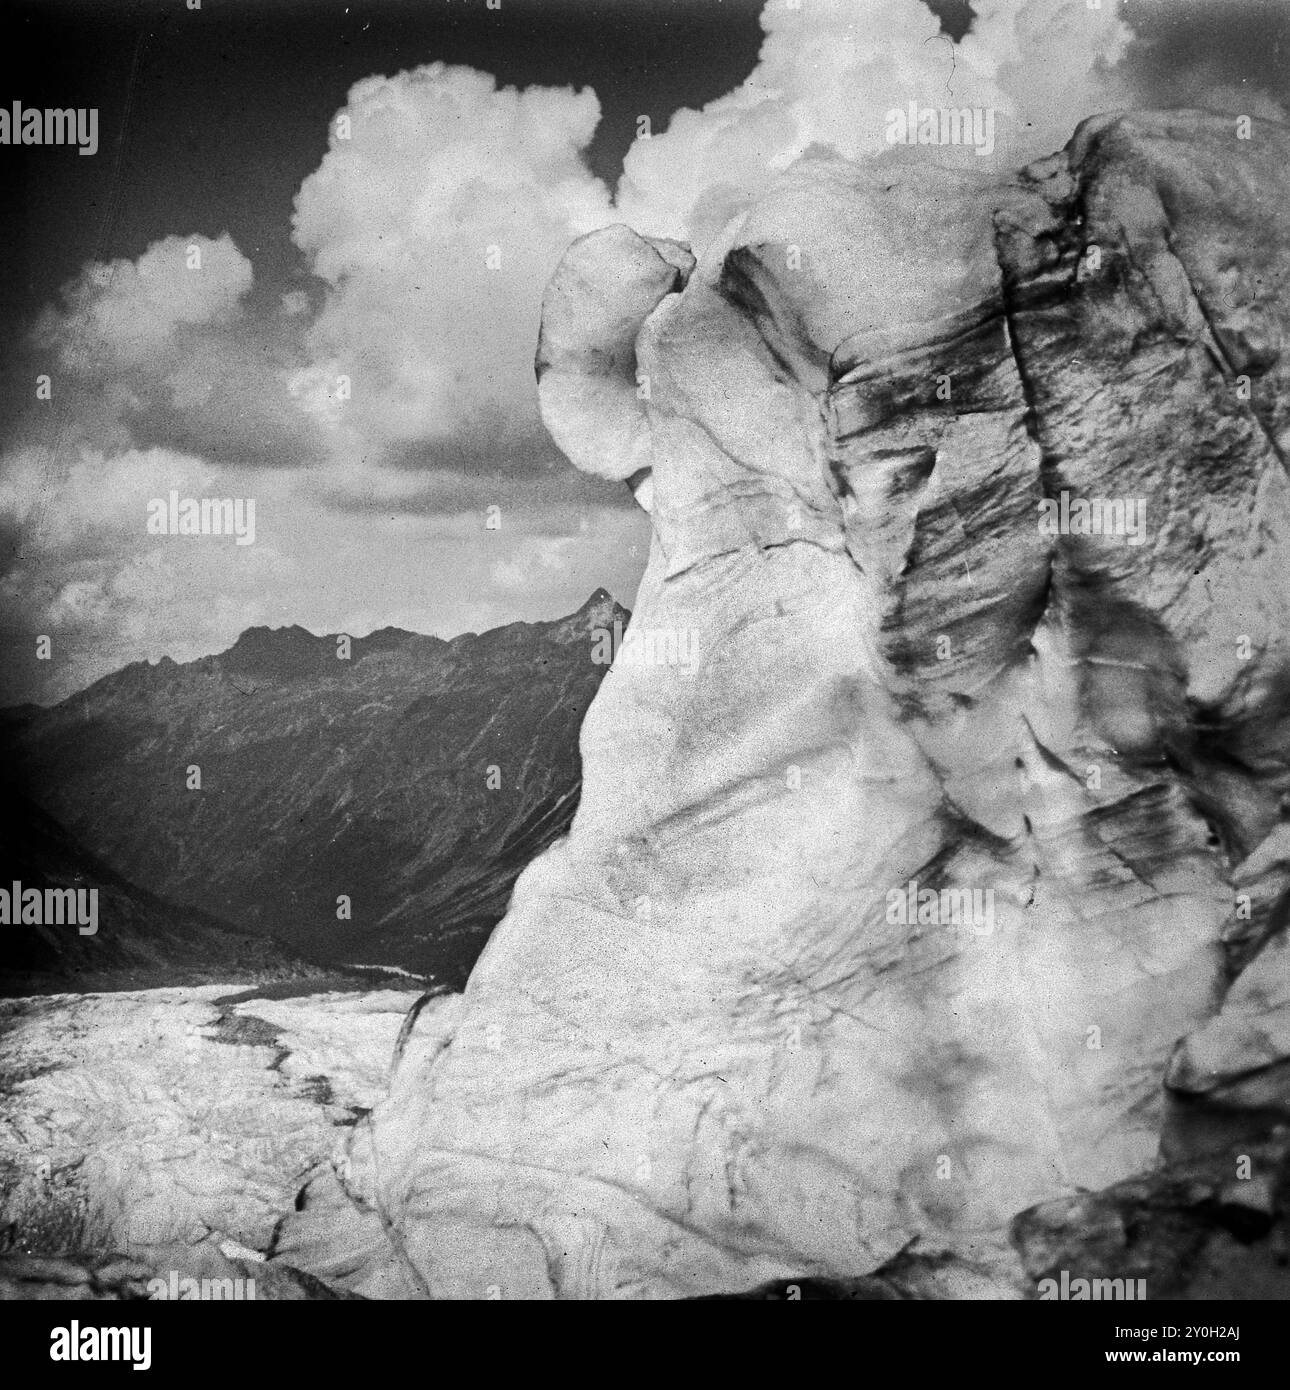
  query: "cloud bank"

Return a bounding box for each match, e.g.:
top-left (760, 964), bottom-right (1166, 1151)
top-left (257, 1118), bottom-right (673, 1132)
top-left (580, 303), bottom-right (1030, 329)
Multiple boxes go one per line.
top-left (617, 0), bottom-right (1136, 245)
top-left (6, 0), bottom-right (1284, 700)
top-left (289, 63), bottom-right (614, 496)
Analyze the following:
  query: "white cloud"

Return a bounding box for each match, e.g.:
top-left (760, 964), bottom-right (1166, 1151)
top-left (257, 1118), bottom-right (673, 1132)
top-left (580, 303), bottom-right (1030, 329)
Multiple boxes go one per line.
top-left (36, 233), bottom-right (254, 372)
top-left (24, 0), bottom-right (1275, 701)
top-left (0, 444), bottom-right (218, 561)
top-left (616, 0), bottom-right (1136, 246)
top-left (1193, 81), bottom-right (1285, 119)
top-left (23, 232), bottom-right (322, 472)
top-left (491, 534), bottom-right (583, 595)
top-left (290, 63), bottom-right (615, 472)
top-left (0, 444), bottom-right (302, 701)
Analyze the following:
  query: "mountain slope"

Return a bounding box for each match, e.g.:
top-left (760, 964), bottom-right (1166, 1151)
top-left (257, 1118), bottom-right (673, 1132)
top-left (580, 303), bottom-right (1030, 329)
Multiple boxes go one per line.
top-left (3, 591), bottom-right (628, 987)
top-left (0, 794), bottom-right (303, 995)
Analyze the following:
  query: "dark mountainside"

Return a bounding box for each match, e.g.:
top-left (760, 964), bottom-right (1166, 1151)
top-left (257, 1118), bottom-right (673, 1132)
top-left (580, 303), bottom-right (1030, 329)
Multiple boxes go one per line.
top-left (0, 795), bottom-right (306, 996)
top-left (2, 590), bottom-right (628, 989)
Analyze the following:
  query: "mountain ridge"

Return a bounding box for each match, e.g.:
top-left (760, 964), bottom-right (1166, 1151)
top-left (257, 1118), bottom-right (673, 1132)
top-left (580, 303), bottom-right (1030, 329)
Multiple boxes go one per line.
top-left (3, 591), bottom-right (630, 988)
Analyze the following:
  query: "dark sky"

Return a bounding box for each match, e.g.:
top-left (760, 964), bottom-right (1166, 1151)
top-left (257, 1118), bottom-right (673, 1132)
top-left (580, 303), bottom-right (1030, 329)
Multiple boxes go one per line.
top-left (0, 0), bottom-right (770, 327)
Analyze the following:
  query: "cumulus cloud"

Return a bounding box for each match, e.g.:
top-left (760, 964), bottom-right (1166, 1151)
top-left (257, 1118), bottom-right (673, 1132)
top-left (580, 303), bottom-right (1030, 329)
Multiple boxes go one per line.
top-left (491, 531), bottom-right (588, 596)
top-left (0, 443), bottom-right (301, 702)
top-left (24, 233), bottom-right (325, 472)
top-left (35, 234), bottom-right (253, 373)
top-left (616, 0), bottom-right (1135, 246)
top-left (11, 12), bottom-right (1150, 518)
top-left (15, 0), bottom-right (1286, 699)
top-left (281, 289), bottom-right (312, 318)
top-left (0, 444), bottom-right (217, 563)
top-left (289, 63), bottom-right (615, 490)
top-left (1190, 82), bottom-right (1285, 119)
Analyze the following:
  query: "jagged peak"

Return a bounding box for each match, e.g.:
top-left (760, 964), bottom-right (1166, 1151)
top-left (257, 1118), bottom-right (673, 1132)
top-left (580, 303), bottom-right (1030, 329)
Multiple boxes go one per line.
top-left (43, 597), bottom-right (632, 707)
top-left (548, 589), bottom-right (628, 643)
